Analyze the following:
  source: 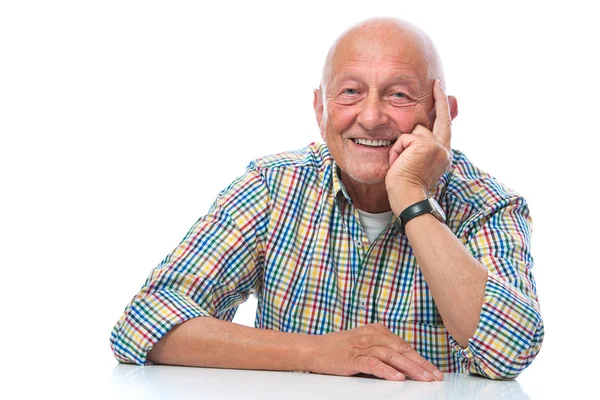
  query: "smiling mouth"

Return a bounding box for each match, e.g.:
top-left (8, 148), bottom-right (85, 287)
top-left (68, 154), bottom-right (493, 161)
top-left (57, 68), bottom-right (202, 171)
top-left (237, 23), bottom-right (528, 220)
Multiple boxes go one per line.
top-left (351, 138), bottom-right (396, 147)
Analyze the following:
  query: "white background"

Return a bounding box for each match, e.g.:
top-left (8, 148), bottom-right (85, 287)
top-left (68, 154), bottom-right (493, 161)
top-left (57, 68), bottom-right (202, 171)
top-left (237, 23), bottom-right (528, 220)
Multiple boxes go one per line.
top-left (1, 1), bottom-right (598, 398)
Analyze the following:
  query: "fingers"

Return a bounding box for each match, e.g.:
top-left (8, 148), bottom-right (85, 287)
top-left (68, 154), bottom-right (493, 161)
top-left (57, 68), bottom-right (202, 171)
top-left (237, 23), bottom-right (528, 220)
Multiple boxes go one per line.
top-left (352, 324), bottom-right (444, 382)
top-left (395, 345), bottom-right (445, 381)
top-left (432, 79), bottom-right (452, 149)
top-left (388, 121), bottom-right (442, 167)
top-left (365, 346), bottom-right (437, 382)
top-left (377, 333), bottom-right (444, 381)
top-left (388, 127), bottom-right (437, 167)
top-left (356, 355), bottom-right (406, 381)
top-left (388, 132), bottom-right (420, 167)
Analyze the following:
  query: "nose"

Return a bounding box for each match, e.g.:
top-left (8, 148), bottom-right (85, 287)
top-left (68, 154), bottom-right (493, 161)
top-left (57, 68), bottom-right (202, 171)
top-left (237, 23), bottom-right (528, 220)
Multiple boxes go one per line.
top-left (357, 92), bottom-right (389, 131)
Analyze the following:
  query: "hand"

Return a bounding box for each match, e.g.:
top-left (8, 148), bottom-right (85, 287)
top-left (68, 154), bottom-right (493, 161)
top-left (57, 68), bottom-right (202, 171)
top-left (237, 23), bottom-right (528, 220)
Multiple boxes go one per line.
top-left (385, 80), bottom-right (453, 215)
top-left (308, 323), bottom-right (444, 382)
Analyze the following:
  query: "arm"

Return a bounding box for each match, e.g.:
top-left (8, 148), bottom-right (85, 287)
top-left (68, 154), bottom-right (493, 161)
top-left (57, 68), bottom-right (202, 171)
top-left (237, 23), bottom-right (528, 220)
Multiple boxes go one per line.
top-left (148, 316), bottom-right (444, 382)
top-left (111, 161), bottom-right (443, 382)
top-left (393, 189), bottom-right (487, 347)
top-left (110, 162), bottom-right (314, 370)
top-left (147, 317), bottom-right (314, 371)
top-left (110, 162), bottom-right (270, 365)
top-left (392, 188), bottom-right (543, 379)
top-left (385, 80), bottom-right (543, 379)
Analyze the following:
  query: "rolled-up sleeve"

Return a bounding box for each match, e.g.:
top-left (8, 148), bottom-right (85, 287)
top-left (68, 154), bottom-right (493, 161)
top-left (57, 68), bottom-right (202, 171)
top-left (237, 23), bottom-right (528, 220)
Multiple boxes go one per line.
top-left (449, 195), bottom-right (544, 379)
top-left (110, 161), bottom-right (270, 365)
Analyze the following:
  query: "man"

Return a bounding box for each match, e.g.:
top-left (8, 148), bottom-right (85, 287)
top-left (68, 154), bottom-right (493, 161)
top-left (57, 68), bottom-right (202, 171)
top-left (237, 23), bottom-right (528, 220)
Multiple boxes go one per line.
top-left (110, 18), bottom-right (543, 381)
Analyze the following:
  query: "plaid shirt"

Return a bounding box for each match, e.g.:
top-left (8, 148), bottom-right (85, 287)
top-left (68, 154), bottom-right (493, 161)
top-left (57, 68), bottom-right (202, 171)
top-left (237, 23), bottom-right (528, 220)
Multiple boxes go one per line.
top-left (110, 142), bottom-right (543, 379)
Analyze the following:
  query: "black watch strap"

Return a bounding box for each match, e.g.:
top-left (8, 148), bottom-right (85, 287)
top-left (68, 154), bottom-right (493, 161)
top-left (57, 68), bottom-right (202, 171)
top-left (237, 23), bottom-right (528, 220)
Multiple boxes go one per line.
top-left (399, 199), bottom-right (433, 234)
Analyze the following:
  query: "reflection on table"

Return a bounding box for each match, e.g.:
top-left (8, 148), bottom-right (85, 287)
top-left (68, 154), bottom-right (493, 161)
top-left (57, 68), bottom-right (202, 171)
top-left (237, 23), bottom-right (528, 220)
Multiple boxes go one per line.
top-left (111, 364), bottom-right (530, 400)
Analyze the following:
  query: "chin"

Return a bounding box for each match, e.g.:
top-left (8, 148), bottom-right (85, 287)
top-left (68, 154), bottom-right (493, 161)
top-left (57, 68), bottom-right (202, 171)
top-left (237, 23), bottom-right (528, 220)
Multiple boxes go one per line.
top-left (345, 165), bottom-right (389, 185)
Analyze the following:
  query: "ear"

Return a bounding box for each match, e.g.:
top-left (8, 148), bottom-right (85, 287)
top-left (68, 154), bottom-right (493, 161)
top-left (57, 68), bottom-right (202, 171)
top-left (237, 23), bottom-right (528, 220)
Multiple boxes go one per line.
top-left (448, 95), bottom-right (458, 120)
top-left (313, 88), bottom-right (325, 139)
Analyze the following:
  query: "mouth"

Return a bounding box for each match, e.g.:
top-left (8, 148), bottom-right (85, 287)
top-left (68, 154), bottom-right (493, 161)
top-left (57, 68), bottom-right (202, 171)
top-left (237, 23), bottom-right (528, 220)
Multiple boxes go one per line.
top-left (351, 138), bottom-right (396, 148)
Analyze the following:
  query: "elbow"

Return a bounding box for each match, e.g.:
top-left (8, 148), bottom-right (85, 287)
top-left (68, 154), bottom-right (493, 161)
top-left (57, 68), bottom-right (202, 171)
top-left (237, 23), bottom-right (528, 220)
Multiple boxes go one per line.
top-left (110, 323), bottom-right (150, 366)
top-left (463, 318), bottom-right (545, 380)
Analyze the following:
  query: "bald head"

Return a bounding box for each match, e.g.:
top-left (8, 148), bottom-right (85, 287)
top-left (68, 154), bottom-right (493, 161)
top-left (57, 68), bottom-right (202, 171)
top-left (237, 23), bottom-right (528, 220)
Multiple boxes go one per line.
top-left (320, 18), bottom-right (444, 93)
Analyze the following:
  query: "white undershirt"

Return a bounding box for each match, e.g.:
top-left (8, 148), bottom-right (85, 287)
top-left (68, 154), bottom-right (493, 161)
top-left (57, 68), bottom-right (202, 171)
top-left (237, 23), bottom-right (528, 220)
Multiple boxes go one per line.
top-left (357, 209), bottom-right (394, 244)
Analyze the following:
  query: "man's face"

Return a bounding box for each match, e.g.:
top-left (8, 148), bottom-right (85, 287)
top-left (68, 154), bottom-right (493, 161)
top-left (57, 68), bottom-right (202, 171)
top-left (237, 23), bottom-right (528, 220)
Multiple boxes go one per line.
top-left (315, 29), bottom-right (435, 185)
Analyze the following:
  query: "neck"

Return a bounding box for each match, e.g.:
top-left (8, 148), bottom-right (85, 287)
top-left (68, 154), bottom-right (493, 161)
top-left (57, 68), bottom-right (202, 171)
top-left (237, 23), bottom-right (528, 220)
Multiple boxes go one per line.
top-left (340, 170), bottom-right (391, 213)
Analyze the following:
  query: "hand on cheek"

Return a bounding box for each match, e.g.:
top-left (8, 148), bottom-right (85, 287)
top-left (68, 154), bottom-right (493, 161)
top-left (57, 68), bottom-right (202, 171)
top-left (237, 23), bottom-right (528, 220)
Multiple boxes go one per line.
top-left (386, 80), bottom-right (452, 214)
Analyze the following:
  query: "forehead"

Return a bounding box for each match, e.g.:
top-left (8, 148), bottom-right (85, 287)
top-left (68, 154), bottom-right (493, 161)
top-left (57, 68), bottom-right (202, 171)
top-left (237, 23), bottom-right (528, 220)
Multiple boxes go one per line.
top-left (329, 27), bottom-right (430, 84)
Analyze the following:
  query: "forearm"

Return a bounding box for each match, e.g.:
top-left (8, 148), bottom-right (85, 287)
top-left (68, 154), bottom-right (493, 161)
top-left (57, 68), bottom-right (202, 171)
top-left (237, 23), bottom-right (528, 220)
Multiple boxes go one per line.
top-left (391, 187), bottom-right (486, 347)
top-left (404, 212), bottom-right (487, 347)
top-left (147, 316), bottom-right (316, 372)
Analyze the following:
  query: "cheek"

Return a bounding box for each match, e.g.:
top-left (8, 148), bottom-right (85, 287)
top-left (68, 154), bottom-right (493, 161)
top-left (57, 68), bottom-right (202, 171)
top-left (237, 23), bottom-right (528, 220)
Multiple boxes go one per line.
top-left (327, 105), bottom-right (357, 133)
top-left (392, 106), bottom-right (431, 132)
top-left (392, 111), bottom-right (418, 133)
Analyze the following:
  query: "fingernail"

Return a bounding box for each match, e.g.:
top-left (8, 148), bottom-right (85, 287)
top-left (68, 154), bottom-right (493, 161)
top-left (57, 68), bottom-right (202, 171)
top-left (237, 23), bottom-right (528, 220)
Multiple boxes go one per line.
top-left (433, 370), bottom-right (444, 379)
top-left (422, 371), bottom-right (433, 380)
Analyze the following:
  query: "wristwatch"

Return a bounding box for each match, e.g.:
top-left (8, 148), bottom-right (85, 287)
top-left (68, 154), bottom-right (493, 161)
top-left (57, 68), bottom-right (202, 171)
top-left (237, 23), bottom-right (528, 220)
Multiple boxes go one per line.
top-left (399, 198), bottom-right (446, 234)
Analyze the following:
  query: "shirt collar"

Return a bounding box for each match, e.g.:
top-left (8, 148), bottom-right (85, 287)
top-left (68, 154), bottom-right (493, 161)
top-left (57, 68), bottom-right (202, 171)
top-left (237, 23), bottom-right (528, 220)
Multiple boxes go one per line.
top-left (332, 163), bottom-right (353, 204)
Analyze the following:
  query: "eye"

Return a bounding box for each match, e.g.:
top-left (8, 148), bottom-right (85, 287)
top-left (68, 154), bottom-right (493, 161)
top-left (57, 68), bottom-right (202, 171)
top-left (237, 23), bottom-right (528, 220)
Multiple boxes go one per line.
top-left (342, 88), bottom-right (359, 95)
top-left (392, 92), bottom-right (407, 98)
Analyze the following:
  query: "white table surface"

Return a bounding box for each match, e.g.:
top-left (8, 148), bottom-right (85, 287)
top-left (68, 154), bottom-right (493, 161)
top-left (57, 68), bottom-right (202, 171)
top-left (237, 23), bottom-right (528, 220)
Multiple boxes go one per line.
top-left (110, 365), bottom-right (530, 400)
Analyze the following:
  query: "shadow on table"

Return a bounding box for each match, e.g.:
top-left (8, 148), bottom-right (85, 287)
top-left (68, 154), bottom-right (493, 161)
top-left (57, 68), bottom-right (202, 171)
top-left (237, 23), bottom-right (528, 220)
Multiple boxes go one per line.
top-left (112, 364), bottom-right (530, 400)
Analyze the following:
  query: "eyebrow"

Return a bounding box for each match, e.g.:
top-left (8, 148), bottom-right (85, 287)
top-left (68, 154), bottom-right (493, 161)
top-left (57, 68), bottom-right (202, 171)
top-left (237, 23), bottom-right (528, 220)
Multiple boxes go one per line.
top-left (386, 74), bottom-right (421, 89)
top-left (331, 72), bottom-right (422, 90)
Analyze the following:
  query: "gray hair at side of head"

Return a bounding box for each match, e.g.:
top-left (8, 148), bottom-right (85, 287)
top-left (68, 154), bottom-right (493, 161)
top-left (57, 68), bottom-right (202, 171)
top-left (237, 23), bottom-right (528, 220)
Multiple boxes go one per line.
top-left (319, 17), bottom-right (446, 108)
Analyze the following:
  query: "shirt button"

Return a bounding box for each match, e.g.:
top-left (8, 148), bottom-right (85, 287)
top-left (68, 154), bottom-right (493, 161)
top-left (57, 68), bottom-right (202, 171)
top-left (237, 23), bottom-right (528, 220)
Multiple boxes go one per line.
top-left (355, 240), bottom-right (363, 248)
top-left (359, 300), bottom-right (366, 310)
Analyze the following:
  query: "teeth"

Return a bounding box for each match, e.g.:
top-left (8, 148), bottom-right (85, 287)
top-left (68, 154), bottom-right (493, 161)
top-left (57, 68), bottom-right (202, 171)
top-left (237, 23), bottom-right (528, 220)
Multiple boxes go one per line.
top-left (353, 138), bottom-right (393, 147)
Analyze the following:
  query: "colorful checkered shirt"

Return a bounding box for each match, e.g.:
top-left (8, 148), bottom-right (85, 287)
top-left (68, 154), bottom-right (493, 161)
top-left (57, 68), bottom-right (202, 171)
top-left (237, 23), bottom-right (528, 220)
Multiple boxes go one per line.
top-left (110, 142), bottom-right (543, 379)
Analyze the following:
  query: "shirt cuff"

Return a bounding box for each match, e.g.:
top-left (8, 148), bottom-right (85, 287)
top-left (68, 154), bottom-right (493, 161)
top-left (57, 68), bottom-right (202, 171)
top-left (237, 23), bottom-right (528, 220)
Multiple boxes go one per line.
top-left (110, 289), bottom-right (210, 365)
top-left (448, 274), bottom-right (544, 379)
